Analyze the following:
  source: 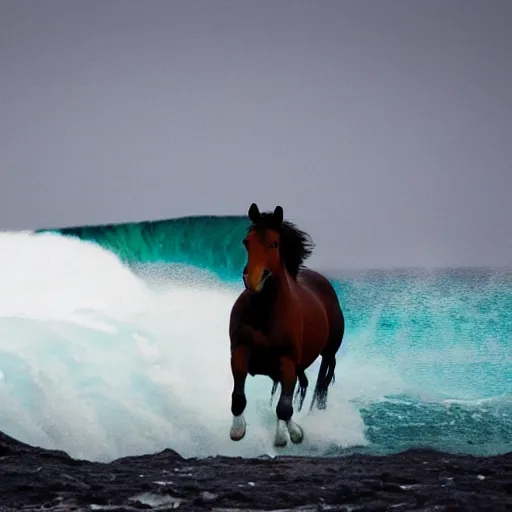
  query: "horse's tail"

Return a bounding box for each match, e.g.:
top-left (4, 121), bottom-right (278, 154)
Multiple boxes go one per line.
top-left (309, 355), bottom-right (336, 411)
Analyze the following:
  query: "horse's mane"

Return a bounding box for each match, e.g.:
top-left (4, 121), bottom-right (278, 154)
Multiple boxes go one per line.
top-left (248, 212), bottom-right (315, 279)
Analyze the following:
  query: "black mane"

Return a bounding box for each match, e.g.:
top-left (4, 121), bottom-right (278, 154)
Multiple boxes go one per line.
top-left (248, 212), bottom-right (315, 279)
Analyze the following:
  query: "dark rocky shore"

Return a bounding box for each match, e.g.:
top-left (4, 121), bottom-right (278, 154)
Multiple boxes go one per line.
top-left (1, 431), bottom-right (511, 512)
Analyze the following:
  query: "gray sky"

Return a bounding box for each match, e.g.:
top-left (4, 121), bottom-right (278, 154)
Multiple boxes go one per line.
top-left (1, 0), bottom-right (511, 270)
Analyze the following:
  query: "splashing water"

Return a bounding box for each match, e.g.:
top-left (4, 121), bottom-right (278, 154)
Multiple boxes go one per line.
top-left (0, 221), bottom-right (510, 462)
top-left (0, 232), bottom-right (366, 462)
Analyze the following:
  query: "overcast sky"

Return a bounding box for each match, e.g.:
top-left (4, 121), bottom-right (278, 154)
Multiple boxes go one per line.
top-left (1, 0), bottom-right (511, 269)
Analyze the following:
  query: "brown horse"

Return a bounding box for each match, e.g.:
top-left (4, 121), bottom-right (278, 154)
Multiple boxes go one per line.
top-left (228, 203), bottom-right (345, 447)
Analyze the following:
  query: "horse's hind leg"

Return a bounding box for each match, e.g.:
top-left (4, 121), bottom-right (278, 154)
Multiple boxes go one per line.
top-left (270, 380), bottom-right (279, 406)
top-left (230, 346), bottom-right (250, 441)
top-left (274, 357), bottom-right (304, 447)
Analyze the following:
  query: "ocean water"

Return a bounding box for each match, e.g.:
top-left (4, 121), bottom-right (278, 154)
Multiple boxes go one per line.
top-left (0, 216), bottom-right (509, 463)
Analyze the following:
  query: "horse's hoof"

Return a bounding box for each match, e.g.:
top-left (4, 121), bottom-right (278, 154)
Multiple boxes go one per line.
top-left (287, 420), bottom-right (304, 444)
top-left (230, 415), bottom-right (246, 441)
top-left (274, 420), bottom-right (288, 447)
top-left (230, 428), bottom-right (246, 441)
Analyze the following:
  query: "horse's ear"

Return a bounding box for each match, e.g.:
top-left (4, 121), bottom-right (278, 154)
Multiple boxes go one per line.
top-left (248, 203), bottom-right (261, 223)
top-left (273, 205), bottom-right (284, 225)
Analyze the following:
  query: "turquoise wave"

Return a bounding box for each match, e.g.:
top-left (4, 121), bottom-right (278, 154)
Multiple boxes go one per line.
top-left (33, 216), bottom-right (512, 456)
top-left (39, 215), bottom-right (250, 281)
top-left (42, 218), bottom-right (512, 361)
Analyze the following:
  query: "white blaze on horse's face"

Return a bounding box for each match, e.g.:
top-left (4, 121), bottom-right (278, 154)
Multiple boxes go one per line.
top-left (242, 228), bottom-right (281, 293)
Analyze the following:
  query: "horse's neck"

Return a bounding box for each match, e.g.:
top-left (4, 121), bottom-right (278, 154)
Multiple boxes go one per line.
top-left (273, 267), bottom-right (293, 299)
top-left (250, 281), bottom-right (276, 312)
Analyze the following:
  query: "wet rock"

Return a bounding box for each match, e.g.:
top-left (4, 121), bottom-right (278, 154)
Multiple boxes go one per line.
top-left (0, 430), bottom-right (511, 511)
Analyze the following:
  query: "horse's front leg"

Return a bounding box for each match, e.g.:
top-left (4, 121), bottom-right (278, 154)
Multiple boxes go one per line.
top-left (274, 356), bottom-right (304, 447)
top-left (230, 345), bottom-right (250, 441)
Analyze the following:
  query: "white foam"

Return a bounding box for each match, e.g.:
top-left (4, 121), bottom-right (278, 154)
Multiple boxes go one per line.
top-left (0, 231), bottom-right (150, 320)
top-left (0, 231), bottom-right (381, 462)
top-left (129, 492), bottom-right (182, 508)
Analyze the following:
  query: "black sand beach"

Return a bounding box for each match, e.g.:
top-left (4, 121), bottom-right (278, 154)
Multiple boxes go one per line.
top-left (1, 431), bottom-right (511, 511)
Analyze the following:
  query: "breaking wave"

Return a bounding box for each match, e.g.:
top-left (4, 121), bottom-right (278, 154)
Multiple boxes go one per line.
top-left (39, 215), bottom-right (249, 281)
top-left (0, 218), bottom-right (508, 462)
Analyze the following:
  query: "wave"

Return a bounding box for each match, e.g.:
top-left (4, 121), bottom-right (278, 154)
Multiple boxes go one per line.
top-left (0, 217), bottom-right (509, 462)
top-left (38, 215), bottom-right (250, 281)
top-left (0, 231), bottom-right (367, 462)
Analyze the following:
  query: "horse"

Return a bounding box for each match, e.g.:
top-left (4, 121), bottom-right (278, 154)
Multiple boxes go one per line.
top-left (228, 203), bottom-right (345, 447)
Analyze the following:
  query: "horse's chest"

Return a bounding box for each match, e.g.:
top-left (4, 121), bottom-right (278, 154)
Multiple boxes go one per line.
top-left (246, 305), bottom-right (275, 335)
top-left (247, 307), bottom-right (298, 364)
top-left (247, 305), bottom-right (291, 340)
top-left (247, 348), bottom-right (281, 379)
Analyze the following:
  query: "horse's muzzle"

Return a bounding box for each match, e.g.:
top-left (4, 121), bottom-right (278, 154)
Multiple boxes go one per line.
top-left (243, 268), bottom-right (271, 293)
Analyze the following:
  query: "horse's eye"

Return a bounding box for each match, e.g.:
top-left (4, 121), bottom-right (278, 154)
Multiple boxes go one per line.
top-left (269, 241), bottom-right (279, 249)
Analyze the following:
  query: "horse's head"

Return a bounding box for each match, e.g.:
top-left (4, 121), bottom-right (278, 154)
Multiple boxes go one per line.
top-left (242, 203), bottom-right (284, 293)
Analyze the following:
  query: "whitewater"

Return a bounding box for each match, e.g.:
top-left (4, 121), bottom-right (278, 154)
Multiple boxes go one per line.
top-left (0, 229), bottom-right (511, 463)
